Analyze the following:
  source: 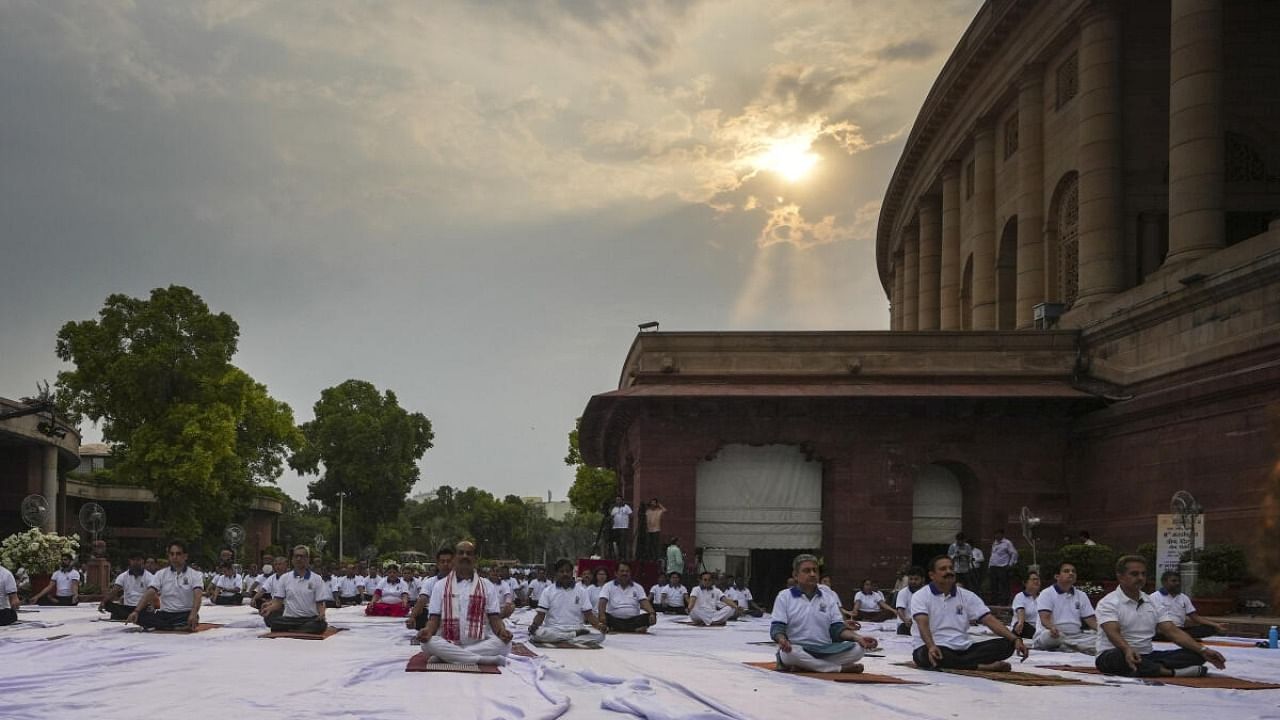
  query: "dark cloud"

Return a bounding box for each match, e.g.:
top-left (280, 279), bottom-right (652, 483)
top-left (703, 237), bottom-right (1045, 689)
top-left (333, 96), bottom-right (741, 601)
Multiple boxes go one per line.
top-left (761, 63), bottom-right (869, 115)
top-left (876, 38), bottom-right (938, 62)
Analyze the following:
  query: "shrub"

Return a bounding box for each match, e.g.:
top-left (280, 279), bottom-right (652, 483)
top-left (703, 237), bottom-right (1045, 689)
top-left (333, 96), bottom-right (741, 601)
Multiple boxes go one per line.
top-left (1056, 543), bottom-right (1117, 583)
top-left (1191, 579), bottom-right (1227, 597)
top-left (1134, 542), bottom-right (1157, 574)
top-left (1181, 544), bottom-right (1249, 584)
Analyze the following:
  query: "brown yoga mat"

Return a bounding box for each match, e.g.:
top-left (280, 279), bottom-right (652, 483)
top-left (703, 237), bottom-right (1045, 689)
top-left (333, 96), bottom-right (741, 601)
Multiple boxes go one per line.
top-left (743, 661), bottom-right (921, 685)
top-left (511, 642), bottom-right (540, 658)
top-left (1038, 664), bottom-right (1280, 689)
top-left (896, 662), bottom-right (1085, 686)
top-left (259, 626), bottom-right (345, 640)
top-left (136, 623), bottom-right (223, 634)
top-left (675, 620), bottom-right (726, 626)
top-left (405, 652), bottom-right (501, 673)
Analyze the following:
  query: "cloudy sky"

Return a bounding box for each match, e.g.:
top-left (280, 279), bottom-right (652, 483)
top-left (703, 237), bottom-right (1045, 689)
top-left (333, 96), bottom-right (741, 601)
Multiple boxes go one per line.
top-left (0, 0), bottom-right (979, 503)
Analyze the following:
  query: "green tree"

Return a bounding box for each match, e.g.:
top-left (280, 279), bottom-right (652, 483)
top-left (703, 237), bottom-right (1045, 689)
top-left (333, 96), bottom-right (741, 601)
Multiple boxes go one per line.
top-left (55, 286), bottom-right (302, 541)
top-left (277, 498), bottom-right (335, 560)
top-left (565, 417), bottom-right (616, 517)
top-left (290, 380), bottom-right (433, 547)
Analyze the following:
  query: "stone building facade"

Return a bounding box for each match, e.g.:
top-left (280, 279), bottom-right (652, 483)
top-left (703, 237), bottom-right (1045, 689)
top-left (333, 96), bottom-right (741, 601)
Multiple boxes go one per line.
top-left (579, 0), bottom-right (1279, 596)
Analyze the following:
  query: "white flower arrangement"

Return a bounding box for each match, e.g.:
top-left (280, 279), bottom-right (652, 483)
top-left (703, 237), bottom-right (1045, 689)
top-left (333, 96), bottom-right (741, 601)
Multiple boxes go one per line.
top-left (0, 528), bottom-right (80, 574)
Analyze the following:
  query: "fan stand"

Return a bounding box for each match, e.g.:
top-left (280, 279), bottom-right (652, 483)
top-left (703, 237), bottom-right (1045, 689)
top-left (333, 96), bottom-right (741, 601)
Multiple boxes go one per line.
top-left (86, 540), bottom-right (112, 594)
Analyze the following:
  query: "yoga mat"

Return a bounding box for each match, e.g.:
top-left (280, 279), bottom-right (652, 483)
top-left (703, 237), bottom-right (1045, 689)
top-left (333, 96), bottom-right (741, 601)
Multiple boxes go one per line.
top-left (897, 662), bottom-right (1085, 686)
top-left (1038, 665), bottom-right (1280, 689)
top-left (529, 640), bottom-right (603, 649)
top-left (675, 620), bottom-right (726, 626)
top-left (134, 623), bottom-right (223, 634)
top-left (743, 661), bottom-right (921, 685)
top-left (405, 653), bottom-right (501, 673)
top-left (511, 642), bottom-right (540, 658)
top-left (259, 626), bottom-right (345, 640)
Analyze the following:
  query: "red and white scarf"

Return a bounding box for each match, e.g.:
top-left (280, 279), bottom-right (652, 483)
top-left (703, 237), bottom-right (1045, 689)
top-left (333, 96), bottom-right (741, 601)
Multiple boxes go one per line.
top-left (440, 571), bottom-right (487, 644)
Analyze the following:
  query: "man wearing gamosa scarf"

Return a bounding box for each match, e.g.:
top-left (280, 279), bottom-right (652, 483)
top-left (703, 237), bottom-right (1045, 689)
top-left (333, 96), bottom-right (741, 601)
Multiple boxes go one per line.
top-left (415, 540), bottom-right (513, 665)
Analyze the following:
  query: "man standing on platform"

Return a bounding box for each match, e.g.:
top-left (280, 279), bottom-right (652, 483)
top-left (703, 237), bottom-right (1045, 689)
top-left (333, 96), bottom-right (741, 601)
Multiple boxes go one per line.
top-left (910, 555), bottom-right (1027, 671)
top-left (988, 529), bottom-right (1018, 604)
top-left (771, 554), bottom-right (878, 673)
top-left (416, 540), bottom-right (512, 665)
top-left (947, 534), bottom-right (974, 589)
top-left (127, 541), bottom-right (203, 631)
top-left (260, 545), bottom-right (328, 635)
top-left (597, 561), bottom-right (657, 633)
top-left (100, 553), bottom-right (153, 620)
top-left (643, 498), bottom-right (666, 561)
top-left (609, 497), bottom-right (632, 559)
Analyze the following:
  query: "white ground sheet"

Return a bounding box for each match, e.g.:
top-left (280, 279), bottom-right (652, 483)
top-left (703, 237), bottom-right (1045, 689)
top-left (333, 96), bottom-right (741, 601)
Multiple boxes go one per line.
top-left (2, 604), bottom-right (1278, 719)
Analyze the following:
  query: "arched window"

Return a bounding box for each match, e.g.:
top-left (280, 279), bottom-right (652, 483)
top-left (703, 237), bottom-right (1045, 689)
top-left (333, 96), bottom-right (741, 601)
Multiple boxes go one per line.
top-left (1048, 173), bottom-right (1079, 309)
top-left (997, 218), bottom-right (1018, 330)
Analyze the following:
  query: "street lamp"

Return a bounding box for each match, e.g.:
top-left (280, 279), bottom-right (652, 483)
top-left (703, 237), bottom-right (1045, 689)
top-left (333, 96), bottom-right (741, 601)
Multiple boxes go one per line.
top-left (337, 492), bottom-right (347, 562)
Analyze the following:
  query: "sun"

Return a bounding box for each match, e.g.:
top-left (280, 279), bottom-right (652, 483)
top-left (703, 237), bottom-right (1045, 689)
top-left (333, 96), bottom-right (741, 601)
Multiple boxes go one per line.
top-left (753, 135), bottom-right (819, 182)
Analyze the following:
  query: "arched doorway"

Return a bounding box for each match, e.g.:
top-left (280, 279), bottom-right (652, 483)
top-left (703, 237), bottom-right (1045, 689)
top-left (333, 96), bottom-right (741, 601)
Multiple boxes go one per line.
top-left (696, 444), bottom-right (822, 601)
top-left (912, 463), bottom-right (963, 568)
top-left (997, 218), bottom-right (1018, 330)
top-left (1046, 172), bottom-right (1079, 309)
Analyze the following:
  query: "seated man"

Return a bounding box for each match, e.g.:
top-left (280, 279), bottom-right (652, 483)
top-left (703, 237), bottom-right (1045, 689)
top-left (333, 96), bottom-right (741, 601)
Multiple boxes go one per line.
top-left (1096, 556), bottom-right (1226, 678)
top-left (726, 576), bottom-right (763, 618)
top-left (251, 558), bottom-right (287, 610)
top-left (657, 573), bottom-right (688, 614)
top-left (1034, 561), bottom-right (1098, 655)
top-left (771, 554), bottom-right (878, 673)
top-left (487, 566), bottom-right (515, 619)
top-left (689, 571), bottom-right (738, 626)
top-left (99, 552), bottom-right (153, 620)
top-left (1010, 571), bottom-right (1041, 640)
top-left (209, 562), bottom-right (244, 606)
top-left (127, 541), bottom-right (204, 631)
top-left (30, 554), bottom-right (80, 606)
top-left (528, 567), bottom-right (551, 609)
top-left (529, 558), bottom-right (605, 647)
top-left (408, 548), bottom-right (453, 630)
top-left (260, 545), bottom-right (329, 634)
top-left (851, 579), bottom-right (897, 622)
top-left (1152, 571), bottom-right (1225, 640)
top-left (365, 565), bottom-right (412, 617)
top-left (0, 562), bottom-right (18, 626)
top-left (333, 566), bottom-right (363, 606)
top-left (911, 555), bottom-right (1027, 672)
top-left (597, 561), bottom-right (657, 633)
top-left (894, 567), bottom-right (925, 635)
top-left (416, 541), bottom-right (512, 665)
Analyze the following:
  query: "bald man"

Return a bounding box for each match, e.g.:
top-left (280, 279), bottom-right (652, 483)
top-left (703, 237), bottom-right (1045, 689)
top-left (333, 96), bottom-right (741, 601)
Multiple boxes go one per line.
top-left (415, 541), bottom-right (512, 666)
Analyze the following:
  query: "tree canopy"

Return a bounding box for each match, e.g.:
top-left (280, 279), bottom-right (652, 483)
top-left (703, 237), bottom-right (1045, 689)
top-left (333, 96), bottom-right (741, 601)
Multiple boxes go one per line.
top-left (290, 379), bottom-right (433, 546)
top-left (565, 417), bottom-right (616, 517)
top-left (55, 286), bottom-right (302, 541)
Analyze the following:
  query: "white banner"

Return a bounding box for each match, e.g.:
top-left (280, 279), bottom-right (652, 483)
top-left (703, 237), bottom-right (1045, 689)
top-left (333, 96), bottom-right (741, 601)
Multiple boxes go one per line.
top-left (1156, 514), bottom-right (1204, 575)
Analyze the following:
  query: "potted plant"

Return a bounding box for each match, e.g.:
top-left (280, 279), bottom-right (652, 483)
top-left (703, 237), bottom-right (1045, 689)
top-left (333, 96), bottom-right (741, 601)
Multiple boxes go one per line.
top-left (0, 528), bottom-right (80, 597)
top-left (1057, 542), bottom-right (1117, 601)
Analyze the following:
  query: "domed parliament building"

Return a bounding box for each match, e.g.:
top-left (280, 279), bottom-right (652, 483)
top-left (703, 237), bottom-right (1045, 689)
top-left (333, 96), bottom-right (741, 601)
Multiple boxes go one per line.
top-left (579, 0), bottom-right (1278, 594)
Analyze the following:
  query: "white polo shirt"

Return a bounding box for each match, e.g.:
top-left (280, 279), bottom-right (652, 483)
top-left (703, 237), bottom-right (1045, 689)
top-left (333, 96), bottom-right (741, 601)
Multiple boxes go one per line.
top-left (211, 573), bottom-right (243, 594)
top-left (375, 578), bottom-right (411, 604)
top-left (725, 586), bottom-right (751, 608)
top-left (538, 584), bottom-right (592, 628)
top-left (854, 590), bottom-right (885, 612)
top-left (252, 573), bottom-right (273, 593)
top-left (272, 570), bottom-right (330, 618)
top-left (1036, 584), bottom-right (1095, 633)
top-left (1095, 588), bottom-right (1176, 655)
top-left (1, 565), bottom-right (20, 599)
top-left (895, 586), bottom-right (916, 611)
top-left (1151, 590), bottom-right (1197, 627)
top-left (610, 504), bottom-right (632, 529)
top-left (492, 578), bottom-right (514, 605)
top-left (909, 583), bottom-right (992, 650)
top-left (770, 585), bottom-right (843, 647)
top-left (661, 584), bottom-right (689, 608)
top-left (1011, 591), bottom-right (1039, 627)
top-left (426, 575), bottom-right (500, 617)
top-left (333, 575), bottom-right (360, 596)
top-left (148, 566), bottom-right (204, 613)
top-left (690, 585), bottom-right (727, 613)
top-left (51, 568), bottom-right (81, 596)
top-left (111, 571), bottom-right (154, 606)
top-left (528, 578), bottom-right (550, 604)
top-left (599, 580), bottom-right (647, 618)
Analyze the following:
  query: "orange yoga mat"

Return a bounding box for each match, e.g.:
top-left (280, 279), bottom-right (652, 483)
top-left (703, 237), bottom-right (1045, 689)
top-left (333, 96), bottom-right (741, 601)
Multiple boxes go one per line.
top-left (743, 661), bottom-right (922, 685)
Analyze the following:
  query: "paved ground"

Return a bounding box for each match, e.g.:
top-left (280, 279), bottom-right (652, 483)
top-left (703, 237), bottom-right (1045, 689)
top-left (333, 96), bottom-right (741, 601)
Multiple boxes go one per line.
top-left (2, 603), bottom-right (1278, 719)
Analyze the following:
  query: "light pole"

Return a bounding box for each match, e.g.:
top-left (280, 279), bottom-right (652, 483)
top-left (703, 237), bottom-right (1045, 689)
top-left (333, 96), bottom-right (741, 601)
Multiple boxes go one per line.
top-left (337, 492), bottom-right (347, 562)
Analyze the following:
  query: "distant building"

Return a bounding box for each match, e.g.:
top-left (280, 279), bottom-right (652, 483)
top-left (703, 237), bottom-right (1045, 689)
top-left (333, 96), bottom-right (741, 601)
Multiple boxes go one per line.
top-left (523, 496), bottom-right (573, 522)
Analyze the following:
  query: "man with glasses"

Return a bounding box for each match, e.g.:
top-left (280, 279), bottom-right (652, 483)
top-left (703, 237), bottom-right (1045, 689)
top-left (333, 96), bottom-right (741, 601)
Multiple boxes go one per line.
top-left (127, 541), bottom-right (203, 631)
top-left (259, 545), bottom-right (329, 635)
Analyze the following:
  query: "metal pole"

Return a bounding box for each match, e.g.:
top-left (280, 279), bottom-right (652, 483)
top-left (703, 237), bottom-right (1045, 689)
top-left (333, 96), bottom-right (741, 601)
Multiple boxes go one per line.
top-left (338, 492), bottom-right (346, 562)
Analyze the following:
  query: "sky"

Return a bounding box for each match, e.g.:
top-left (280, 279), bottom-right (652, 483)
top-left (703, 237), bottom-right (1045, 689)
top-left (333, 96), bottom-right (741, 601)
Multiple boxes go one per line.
top-left (0, 0), bottom-right (980, 503)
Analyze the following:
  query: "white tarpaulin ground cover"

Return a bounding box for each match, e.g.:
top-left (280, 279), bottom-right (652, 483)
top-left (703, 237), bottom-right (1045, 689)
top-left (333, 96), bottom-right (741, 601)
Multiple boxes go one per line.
top-left (2, 603), bottom-right (1279, 719)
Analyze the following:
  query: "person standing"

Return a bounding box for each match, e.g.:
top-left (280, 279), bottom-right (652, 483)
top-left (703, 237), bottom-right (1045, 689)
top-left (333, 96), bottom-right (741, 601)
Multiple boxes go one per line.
top-left (665, 537), bottom-right (683, 576)
top-left (947, 534), bottom-right (974, 589)
top-left (609, 497), bottom-right (632, 559)
top-left (988, 529), bottom-right (1018, 605)
top-left (643, 498), bottom-right (666, 561)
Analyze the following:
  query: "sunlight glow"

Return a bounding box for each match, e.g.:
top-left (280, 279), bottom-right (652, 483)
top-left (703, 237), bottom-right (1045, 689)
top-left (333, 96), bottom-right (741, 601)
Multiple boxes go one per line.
top-left (752, 135), bottom-right (819, 182)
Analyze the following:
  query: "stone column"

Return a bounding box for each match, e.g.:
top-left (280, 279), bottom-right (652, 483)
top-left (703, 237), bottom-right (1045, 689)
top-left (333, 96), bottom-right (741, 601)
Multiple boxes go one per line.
top-left (1166, 0), bottom-right (1224, 265)
top-left (42, 445), bottom-right (58, 532)
top-left (971, 125), bottom-right (997, 329)
top-left (1076, 2), bottom-right (1125, 306)
top-left (902, 228), bottom-right (919, 331)
top-left (917, 197), bottom-right (942, 330)
top-left (939, 163), bottom-right (962, 330)
top-left (891, 257), bottom-right (905, 331)
top-left (1016, 65), bottom-right (1046, 328)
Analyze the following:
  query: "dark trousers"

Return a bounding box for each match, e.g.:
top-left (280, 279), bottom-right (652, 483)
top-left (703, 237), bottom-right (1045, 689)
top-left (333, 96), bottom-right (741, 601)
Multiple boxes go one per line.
top-left (912, 638), bottom-right (1014, 670)
top-left (610, 528), bottom-right (629, 558)
top-left (1096, 648), bottom-right (1203, 677)
top-left (1015, 622), bottom-right (1036, 640)
top-left (38, 595), bottom-right (74, 606)
top-left (661, 606), bottom-right (687, 615)
top-left (646, 531), bottom-right (661, 560)
top-left (988, 566), bottom-right (1011, 605)
top-left (605, 613), bottom-right (651, 633)
top-left (0, 608), bottom-right (16, 626)
top-left (213, 593), bottom-right (242, 606)
top-left (854, 609), bottom-right (896, 623)
top-left (264, 610), bottom-right (327, 634)
top-left (339, 595), bottom-right (361, 606)
top-left (104, 601), bottom-right (133, 621)
top-left (137, 609), bottom-right (190, 630)
top-left (1184, 624), bottom-right (1215, 639)
top-left (897, 622), bottom-right (911, 635)
top-left (412, 611), bottom-right (428, 631)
